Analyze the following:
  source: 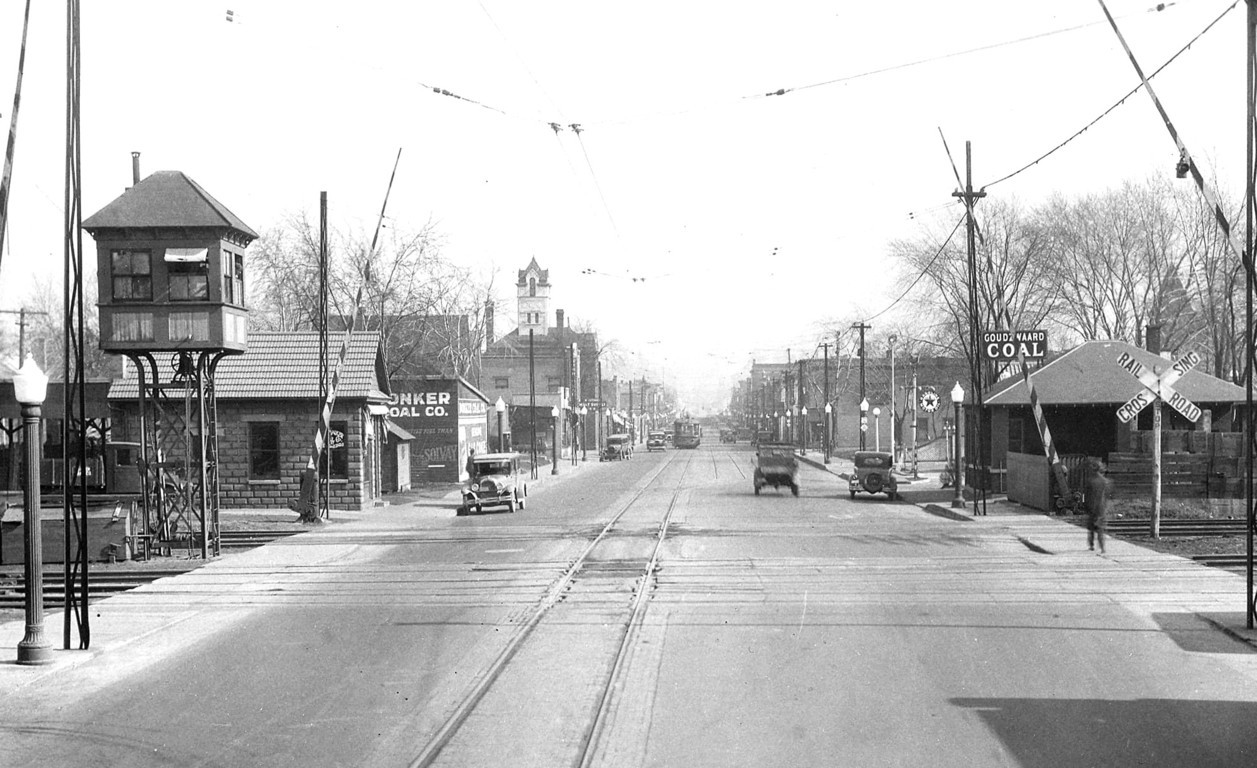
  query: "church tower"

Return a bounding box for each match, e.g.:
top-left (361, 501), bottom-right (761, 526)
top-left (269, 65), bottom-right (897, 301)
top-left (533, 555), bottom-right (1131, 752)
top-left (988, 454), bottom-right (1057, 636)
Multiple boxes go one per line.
top-left (517, 257), bottom-right (551, 336)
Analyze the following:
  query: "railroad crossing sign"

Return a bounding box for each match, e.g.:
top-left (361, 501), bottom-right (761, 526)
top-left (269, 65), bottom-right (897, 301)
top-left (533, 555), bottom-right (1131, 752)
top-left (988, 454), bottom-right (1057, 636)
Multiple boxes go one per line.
top-left (1115, 350), bottom-right (1202, 424)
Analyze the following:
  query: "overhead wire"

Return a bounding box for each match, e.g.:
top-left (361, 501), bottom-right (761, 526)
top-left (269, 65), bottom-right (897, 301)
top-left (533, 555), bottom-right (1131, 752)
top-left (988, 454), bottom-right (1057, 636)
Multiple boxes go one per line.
top-left (863, 215), bottom-right (967, 324)
top-left (983, 0), bottom-right (1238, 189)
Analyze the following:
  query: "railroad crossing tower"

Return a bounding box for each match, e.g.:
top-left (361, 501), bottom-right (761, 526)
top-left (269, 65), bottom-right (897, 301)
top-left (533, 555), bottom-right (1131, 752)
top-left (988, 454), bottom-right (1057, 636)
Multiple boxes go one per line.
top-left (84, 164), bottom-right (257, 559)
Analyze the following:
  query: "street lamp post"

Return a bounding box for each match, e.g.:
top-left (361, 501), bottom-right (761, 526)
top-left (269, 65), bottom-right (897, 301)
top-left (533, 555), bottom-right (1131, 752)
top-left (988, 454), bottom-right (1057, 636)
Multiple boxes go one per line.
top-left (800, 406), bottom-right (808, 455)
top-left (873, 407), bottom-right (882, 452)
top-left (773, 412), bottom-right (779, 442)
top-left (859, 398), bottom-right (869, 451)
top-left (823, 402), bottom-right (832, 464)
top-left (494, 397), bottom-right (506, 452)
top-left (578, 406), bottom-right (588, 461)
top-left (951, 381), bottom-right (966, 509)
top-left (14, 356), bottom-right (53, 665)
top-left (550, 406), bottom-right (560, 475)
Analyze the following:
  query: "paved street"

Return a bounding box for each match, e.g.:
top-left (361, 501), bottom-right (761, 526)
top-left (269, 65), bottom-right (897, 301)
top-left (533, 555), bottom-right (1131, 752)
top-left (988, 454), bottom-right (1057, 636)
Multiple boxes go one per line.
top-left (2, 443), bottom-right (1256, 767)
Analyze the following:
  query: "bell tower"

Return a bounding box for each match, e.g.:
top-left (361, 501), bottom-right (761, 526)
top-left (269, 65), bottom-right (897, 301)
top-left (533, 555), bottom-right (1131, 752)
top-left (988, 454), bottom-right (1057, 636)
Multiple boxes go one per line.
top-left (517, 257), bottom-right (551, 336)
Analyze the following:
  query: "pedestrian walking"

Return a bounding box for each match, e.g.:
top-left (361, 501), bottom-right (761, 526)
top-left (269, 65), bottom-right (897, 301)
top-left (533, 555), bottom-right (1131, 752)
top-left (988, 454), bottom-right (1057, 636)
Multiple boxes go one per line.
top-left (465, 449), bottom-right (476, 480)
top-left (1084, 457), bottom-right (1110, 553)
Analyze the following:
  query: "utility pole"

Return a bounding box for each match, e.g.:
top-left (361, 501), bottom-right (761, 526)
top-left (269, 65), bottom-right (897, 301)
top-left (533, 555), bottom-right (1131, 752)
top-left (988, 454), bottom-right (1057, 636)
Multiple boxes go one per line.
top-left (852, 322), bottom-right (870, 450)
top-left (889, 334), bottom-right (897, 469)
top-left (798, 358), bottom-right (805, 452)
top-left (911, 356), bottom-right (920, 479)
top-left (952, 142), bottom-right (987, 514)
top-left (0, 307), bottom-right (49, 361)
top-left (529, 329), bottom-right (537, 479)
top-left (822, 342), bottom-right (830, 464)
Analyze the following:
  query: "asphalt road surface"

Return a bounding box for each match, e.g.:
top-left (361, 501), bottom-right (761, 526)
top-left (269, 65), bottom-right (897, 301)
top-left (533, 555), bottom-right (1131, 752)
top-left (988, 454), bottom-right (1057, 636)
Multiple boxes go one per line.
top-left (2, 443), bottom-right (1256, 767)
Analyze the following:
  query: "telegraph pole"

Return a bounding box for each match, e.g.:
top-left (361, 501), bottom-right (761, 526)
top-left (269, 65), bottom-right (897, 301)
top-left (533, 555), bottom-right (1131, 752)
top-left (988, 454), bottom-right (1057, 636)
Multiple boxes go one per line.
top-left (852, 322), bottom-right (870, 450)
top-left (953, 142), bottom-right (987, 514)
top-left (0, 307), bottom-right (49, 361)
top-left (797, 358), bottom-right (805, 452)
top-left (822, 342), bottom-right (830, 464)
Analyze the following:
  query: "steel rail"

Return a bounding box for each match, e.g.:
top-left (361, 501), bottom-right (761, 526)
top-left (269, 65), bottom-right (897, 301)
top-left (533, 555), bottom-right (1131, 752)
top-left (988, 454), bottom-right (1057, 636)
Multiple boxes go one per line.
top-left (408, 448), bottom-right (691, 768)
top-left (574, 447), bottom-right (691, 768)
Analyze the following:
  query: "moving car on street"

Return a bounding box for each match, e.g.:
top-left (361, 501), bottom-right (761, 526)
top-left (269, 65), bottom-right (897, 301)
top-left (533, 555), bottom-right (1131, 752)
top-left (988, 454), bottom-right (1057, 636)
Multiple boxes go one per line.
top-left (647, 431), bottom-right (667, 451)
top-left (601, 433), bottom-right (633, 461)
top-left (459, 452), bottom-right (527, 515)
top-left (753, 442), bottom-right (799, 496)
top-left (849, 451), bottom-right (898, 500)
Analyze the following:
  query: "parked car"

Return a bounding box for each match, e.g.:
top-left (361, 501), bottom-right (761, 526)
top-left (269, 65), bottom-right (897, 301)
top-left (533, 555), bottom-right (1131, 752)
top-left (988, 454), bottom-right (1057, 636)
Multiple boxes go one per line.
top-left (647, 431), bottom-right (667, 451)
top-left (720, 428), bottom-right (736, 443)
top-left (753, 442), bottom-right (799, 496)
top-left (459, 452), bottom-right (527, 515)
top-left (601, 433), bottom-right (633, 461)
top-left (849, 451), bottom-right (898, 500)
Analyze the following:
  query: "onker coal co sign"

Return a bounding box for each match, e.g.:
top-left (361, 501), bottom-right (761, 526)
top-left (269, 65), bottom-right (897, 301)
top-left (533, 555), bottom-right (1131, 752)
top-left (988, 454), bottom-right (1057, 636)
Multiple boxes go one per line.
top-left (982, 330), bottom-right (1047, 362)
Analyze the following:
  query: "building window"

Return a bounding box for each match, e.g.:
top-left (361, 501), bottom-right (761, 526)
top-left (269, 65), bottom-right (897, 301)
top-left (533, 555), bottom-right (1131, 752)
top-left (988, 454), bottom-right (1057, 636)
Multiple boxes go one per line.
top-left (169, 261), bottom-right (209, 301)
top-left (248, 422), bottom-right (281, 480)
top-left (222, 251), bottom-right (246, 305)
top-left (494, 377), bottom-right (509, 389)
top-left (111, 250), bottom-right (152, 301)
top-left (110, 311), bottom-right (154, 341)
top-left (328, 420), bottom-right (349, 479)
top-left (169, 312), bottom-right (210, 341)
top-left (529, 277), bottom-right (536, 297)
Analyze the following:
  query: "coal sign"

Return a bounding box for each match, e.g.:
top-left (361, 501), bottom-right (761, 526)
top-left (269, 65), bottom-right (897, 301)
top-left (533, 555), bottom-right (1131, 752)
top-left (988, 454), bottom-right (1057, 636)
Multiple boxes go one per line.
top-left (982, 330), bottom-right (1047, 362)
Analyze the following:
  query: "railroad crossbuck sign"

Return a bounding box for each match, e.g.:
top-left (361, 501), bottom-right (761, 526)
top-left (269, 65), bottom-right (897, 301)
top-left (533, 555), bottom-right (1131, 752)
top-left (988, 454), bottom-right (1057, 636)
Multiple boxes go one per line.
top-left (1115, 350), bottom-right (1202, 424)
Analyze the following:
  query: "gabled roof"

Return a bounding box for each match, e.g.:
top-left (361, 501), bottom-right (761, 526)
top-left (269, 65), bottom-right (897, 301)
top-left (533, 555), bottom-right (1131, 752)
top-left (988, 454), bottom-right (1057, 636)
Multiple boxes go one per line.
top-left (516, 257), bottom-right (549, 286)
top-left (484, 326), bottom-right (594, 357)
top-left (83, 171), bottom-right (258, 240)
top-left (985, 340), bottom-right (1246, 406)
top-left (109, 331), bottom-right (386, 400)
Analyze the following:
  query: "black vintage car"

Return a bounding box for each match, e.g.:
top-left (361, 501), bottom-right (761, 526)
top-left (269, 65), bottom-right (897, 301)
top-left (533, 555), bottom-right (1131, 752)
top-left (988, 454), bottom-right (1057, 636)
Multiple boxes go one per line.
top-left (849, 451), bottom-right (898, 500)
top-left (753, 442), bottom-right (799, 496)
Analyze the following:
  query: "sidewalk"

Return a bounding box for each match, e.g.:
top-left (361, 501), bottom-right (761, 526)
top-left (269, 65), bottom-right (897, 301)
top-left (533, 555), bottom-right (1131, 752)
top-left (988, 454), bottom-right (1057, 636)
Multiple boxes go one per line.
top-left (799, 448), bottom-right (1257, 649)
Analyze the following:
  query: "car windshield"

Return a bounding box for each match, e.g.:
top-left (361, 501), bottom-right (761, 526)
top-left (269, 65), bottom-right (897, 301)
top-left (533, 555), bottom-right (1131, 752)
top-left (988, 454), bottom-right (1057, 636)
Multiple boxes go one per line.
top-left (759, 446), bottom-right (793, 458)
top-left (649, 433), bottom-right (664, 439)
top-left (474, 461), bottom-right (512, 476)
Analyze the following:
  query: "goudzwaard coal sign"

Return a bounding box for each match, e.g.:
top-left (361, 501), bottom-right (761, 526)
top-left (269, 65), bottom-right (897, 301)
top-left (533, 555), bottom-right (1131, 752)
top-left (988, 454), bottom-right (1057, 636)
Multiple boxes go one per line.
top-left (982, 330), bottom-right (1047, 362)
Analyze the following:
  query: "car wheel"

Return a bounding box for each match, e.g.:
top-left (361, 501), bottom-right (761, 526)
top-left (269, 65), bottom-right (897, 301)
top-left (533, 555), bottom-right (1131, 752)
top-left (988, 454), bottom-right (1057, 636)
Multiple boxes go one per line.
top-left (849, 490), bottom-right (856, 499)
top-left (455, 506), bottom-right (465, 516)
top-left (754, 483), bottom-right (761, 495)
top-left (518, 493), bottom-right (526, 510)
top-left (507, 498), bottom-right (516, 513)
top-left (791, 484), bottom-right (799, 497)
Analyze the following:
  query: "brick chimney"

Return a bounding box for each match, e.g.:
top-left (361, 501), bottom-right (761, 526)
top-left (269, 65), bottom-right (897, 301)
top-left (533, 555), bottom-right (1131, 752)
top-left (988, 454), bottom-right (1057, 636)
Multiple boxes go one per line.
top-left (1145, 324), bottom-right (1162, 355)
top-left (484, 301), bottom-right (494, 346)
top-left (556, 308), bottom-right (565, 331)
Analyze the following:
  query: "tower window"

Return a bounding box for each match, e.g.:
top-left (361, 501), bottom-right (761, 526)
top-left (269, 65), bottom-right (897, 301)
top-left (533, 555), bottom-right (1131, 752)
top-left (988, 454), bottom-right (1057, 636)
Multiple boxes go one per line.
top-left (111, 250), bottom-right (153, 301)
top-left (529, 277), bottom-right (536, 297)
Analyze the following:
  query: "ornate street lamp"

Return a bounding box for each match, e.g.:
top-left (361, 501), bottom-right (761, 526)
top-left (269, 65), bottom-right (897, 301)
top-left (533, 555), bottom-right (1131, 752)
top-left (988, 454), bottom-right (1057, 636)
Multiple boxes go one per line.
top-left (873, 407), bottom-right (882, 452)
top-left (494, 397), bottom-right (507, 452)
top-left (800, 406), bottom-right (808, 455)
top-left (859, 398), bottom-right (869, 451)
top-left (578, 406), bottom-right (588, 461)
top-left (14, 356), bottom-right (53, 665)
top-left (951, 381), bottom-right (966, 510)
top-left (823, 402), bottom-right (832, 464)
top-left (550, 406), bottom-right (560, 475)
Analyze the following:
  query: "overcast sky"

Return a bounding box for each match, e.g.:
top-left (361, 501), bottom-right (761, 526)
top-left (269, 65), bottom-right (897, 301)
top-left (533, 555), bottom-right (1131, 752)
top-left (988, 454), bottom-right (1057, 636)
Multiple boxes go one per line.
top-left (0, 1), bottom-right (1247, 412)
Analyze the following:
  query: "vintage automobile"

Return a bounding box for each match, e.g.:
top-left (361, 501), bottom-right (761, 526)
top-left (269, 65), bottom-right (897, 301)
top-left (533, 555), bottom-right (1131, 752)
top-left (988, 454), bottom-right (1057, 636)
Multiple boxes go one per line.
top-left (753, 442), bottom-right (799, 496)
top-left (458, 452), bottom-right (527, 515)
top-left (646, 430), bottom-right (667, 452)
top-left (849, 451), bottom-right (899, 500)
top-left (601, 433), bottom-right (634, 461)
top-left (719, 428), bottom-right (736, 443)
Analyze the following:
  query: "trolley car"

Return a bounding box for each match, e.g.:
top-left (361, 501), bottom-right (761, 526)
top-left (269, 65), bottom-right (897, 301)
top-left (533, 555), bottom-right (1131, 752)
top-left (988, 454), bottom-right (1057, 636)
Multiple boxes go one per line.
top-left (673, 418), bottom-right (701, 449)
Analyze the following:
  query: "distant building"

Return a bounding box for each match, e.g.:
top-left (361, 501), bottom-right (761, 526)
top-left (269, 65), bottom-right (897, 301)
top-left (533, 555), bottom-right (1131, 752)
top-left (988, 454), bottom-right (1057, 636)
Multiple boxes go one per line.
top-left (481, 258), bottom-right (600, 457)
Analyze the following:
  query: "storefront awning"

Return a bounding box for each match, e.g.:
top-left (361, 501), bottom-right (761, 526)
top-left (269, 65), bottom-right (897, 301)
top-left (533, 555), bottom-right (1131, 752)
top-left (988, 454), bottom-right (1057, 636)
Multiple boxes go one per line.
top-left (385, 420), bottom-right (415, 441)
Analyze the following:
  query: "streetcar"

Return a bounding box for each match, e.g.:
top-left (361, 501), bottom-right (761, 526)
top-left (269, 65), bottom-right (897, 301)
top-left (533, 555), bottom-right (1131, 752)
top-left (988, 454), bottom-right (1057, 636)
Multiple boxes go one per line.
top-left (673, 418), bottom-right (701, 449)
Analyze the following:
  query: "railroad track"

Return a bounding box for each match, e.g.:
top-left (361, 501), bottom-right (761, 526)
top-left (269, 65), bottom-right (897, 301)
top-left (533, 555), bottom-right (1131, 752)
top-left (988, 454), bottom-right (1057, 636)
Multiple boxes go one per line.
top-left (0, 567), bottom-right (195, 609)
top-left (0, 529), bottom-right (301, 609)
top-left (1191, 553), bottom-right (1252, 570)
top-left (408, 447), bottom-right (693, 768)
top-left (1107, 518), bottom-right (1249, 536)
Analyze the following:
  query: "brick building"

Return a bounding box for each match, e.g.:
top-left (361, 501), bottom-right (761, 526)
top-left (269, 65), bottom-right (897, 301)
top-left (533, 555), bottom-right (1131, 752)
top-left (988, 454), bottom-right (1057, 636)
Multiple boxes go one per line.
top-left (109, 331), bottom-right (400, 510)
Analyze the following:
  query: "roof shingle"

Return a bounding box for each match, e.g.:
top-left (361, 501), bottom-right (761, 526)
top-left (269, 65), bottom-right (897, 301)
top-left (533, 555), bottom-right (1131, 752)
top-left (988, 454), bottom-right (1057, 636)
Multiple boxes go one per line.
top-left (109, 331), bottom-right (385, 400)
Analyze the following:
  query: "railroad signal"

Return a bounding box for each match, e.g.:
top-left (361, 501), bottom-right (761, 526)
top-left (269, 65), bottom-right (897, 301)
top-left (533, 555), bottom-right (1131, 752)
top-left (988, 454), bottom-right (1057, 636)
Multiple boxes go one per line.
top-left (1115, 350), bottom-right (1201, 423)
